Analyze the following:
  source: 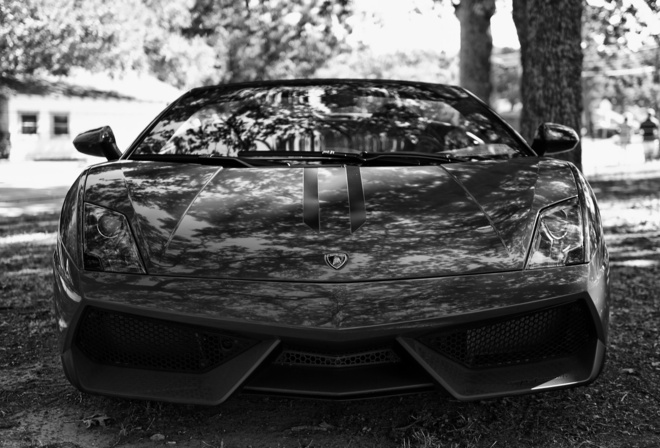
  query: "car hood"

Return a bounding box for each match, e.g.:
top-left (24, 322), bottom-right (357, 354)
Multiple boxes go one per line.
top-left (84, 158), bottom-right (578, 281)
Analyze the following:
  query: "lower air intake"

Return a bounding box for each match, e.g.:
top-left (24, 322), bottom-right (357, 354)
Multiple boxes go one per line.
top-left (75, 307), bottom-right (256, 373)
top-left (419, 301), bottom-right (596, 369)
top-left (274, 346), bottom-right (401, 368)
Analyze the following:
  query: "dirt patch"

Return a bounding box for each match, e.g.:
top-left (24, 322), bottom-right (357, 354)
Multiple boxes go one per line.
top-left (1, 176), bottom-right (659, 448)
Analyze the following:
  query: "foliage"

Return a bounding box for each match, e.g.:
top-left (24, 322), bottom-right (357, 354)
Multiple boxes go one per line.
top-left (0, 0), bottom-right (352, 89)
top-left (491, 0), bottom-right (660, 133)
top-left (0, 0), bottom-right (147, 77)
top-left (178, 0), bottom-right (352, 86)
top-left (583, 0), bottom-right (660, 133)
top-left (317, 49), bottom-right (458, 84)
top-left (137, 0), bottom-right (214, 89)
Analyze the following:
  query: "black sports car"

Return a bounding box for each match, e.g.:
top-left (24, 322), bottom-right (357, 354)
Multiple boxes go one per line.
top-left (52, 79), bottom-right (609, 405)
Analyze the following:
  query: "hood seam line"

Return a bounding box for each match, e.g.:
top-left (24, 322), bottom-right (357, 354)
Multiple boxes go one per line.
top-left (161, 167), bottom-right (224, 257)
top-left (440, 165), bottom-right (513, 259)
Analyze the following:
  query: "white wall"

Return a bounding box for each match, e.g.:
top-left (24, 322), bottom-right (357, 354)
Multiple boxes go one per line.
top-left (8, 94), bottom-right (170, 161)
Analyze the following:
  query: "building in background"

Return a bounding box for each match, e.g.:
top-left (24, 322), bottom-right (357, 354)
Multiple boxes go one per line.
top-left (0, 73), bottom-right (181, 161)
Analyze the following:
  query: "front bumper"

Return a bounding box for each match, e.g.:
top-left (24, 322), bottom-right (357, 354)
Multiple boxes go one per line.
top-left (53, 251), bottom-right (609, 405)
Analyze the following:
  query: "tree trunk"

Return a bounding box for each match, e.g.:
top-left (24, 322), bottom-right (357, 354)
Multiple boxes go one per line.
top-left (512, 0), bottom-right (583, 170)
top-left (455, 0), bottom-right (495, 105)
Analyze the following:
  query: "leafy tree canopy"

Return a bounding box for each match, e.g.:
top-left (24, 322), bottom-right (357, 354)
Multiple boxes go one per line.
top-left (583, 0), bottom-right (660, 118)
top-left (180, 0), bottom-right (352, 86)
top-left (0, 0), bottom-right (146, 77)
top-left (0, 0), bottom-right (352, 89)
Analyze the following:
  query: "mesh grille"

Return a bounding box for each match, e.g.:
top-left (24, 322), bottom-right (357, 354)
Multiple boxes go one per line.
top-left (75, 308), bottom-right (257, 373)
top-left (419, 301), bottom-right (595, 369)
top-left (274, 346), bottom-right (401, 368)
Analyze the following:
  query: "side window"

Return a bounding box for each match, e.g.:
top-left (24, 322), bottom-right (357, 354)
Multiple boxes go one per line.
top-left (20, 113), bottom-right (38, 134)
top-left (52, 114), bottom-right (69, 136)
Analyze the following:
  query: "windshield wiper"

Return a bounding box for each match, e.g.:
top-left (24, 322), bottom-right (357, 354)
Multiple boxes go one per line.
top-left (361, 151), bottom-right (467, 165)
top-left (130, 154), bottom-right (255, 168)
top-left (132, 151), bottom-right (480, 168)
top-left (237, 151), bottom-right (366, 163)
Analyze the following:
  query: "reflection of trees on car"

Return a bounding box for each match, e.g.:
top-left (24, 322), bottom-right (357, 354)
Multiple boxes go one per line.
top-left (134, 83), bottom-right (525, 158)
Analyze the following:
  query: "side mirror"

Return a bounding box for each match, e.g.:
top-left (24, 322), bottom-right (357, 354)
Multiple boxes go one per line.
top-left (73, 126), bottom-right (122, 161)
top-left (531, 123), bottom-right (579, 156)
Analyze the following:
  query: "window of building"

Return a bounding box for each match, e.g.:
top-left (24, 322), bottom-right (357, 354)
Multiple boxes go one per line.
top-left (52, 114), bottom-right (69, 136)
top-left (20, 114), bottom-right (38, 134)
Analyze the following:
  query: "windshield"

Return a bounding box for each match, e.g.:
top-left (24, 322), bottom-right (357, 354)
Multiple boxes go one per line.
top-left (130, 81), bottom-right (527, 160)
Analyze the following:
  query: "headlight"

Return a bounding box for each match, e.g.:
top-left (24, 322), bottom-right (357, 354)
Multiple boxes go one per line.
top-left (83, 203), bottom-right (145, 274)
top-left (526, 197), bottom-right (584, 269)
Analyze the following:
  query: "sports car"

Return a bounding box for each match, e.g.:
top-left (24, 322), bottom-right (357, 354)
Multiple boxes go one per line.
top-left (52, 79), bottom-right (609, 405)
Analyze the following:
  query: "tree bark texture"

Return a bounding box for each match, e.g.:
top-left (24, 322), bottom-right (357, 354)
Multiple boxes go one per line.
top-left (455, 0), bottom-right (495, 105)
top-left (512, 0), bottom-right (583, 169)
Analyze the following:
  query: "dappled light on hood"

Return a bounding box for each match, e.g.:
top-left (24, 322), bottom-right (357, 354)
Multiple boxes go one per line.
top-left (82, 157), bottom-right (581, 281)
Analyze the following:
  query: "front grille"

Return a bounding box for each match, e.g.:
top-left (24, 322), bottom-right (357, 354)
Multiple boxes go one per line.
top-left (274, 346), bottom-right (401, 368)
top-left (419, 301), bottom-right (596, 369)
top-left (75, 308), bottom-right (257, 373)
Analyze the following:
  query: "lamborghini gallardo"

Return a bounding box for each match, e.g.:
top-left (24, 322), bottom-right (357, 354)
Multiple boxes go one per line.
top-left (52, 79), bottom-right (609, 405)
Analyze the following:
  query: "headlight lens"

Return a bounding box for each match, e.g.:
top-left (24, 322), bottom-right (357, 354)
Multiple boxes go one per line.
top-left (83, 203), bottom-right (145, 274)
top-left (526, 197), bottom-right (584, 269)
